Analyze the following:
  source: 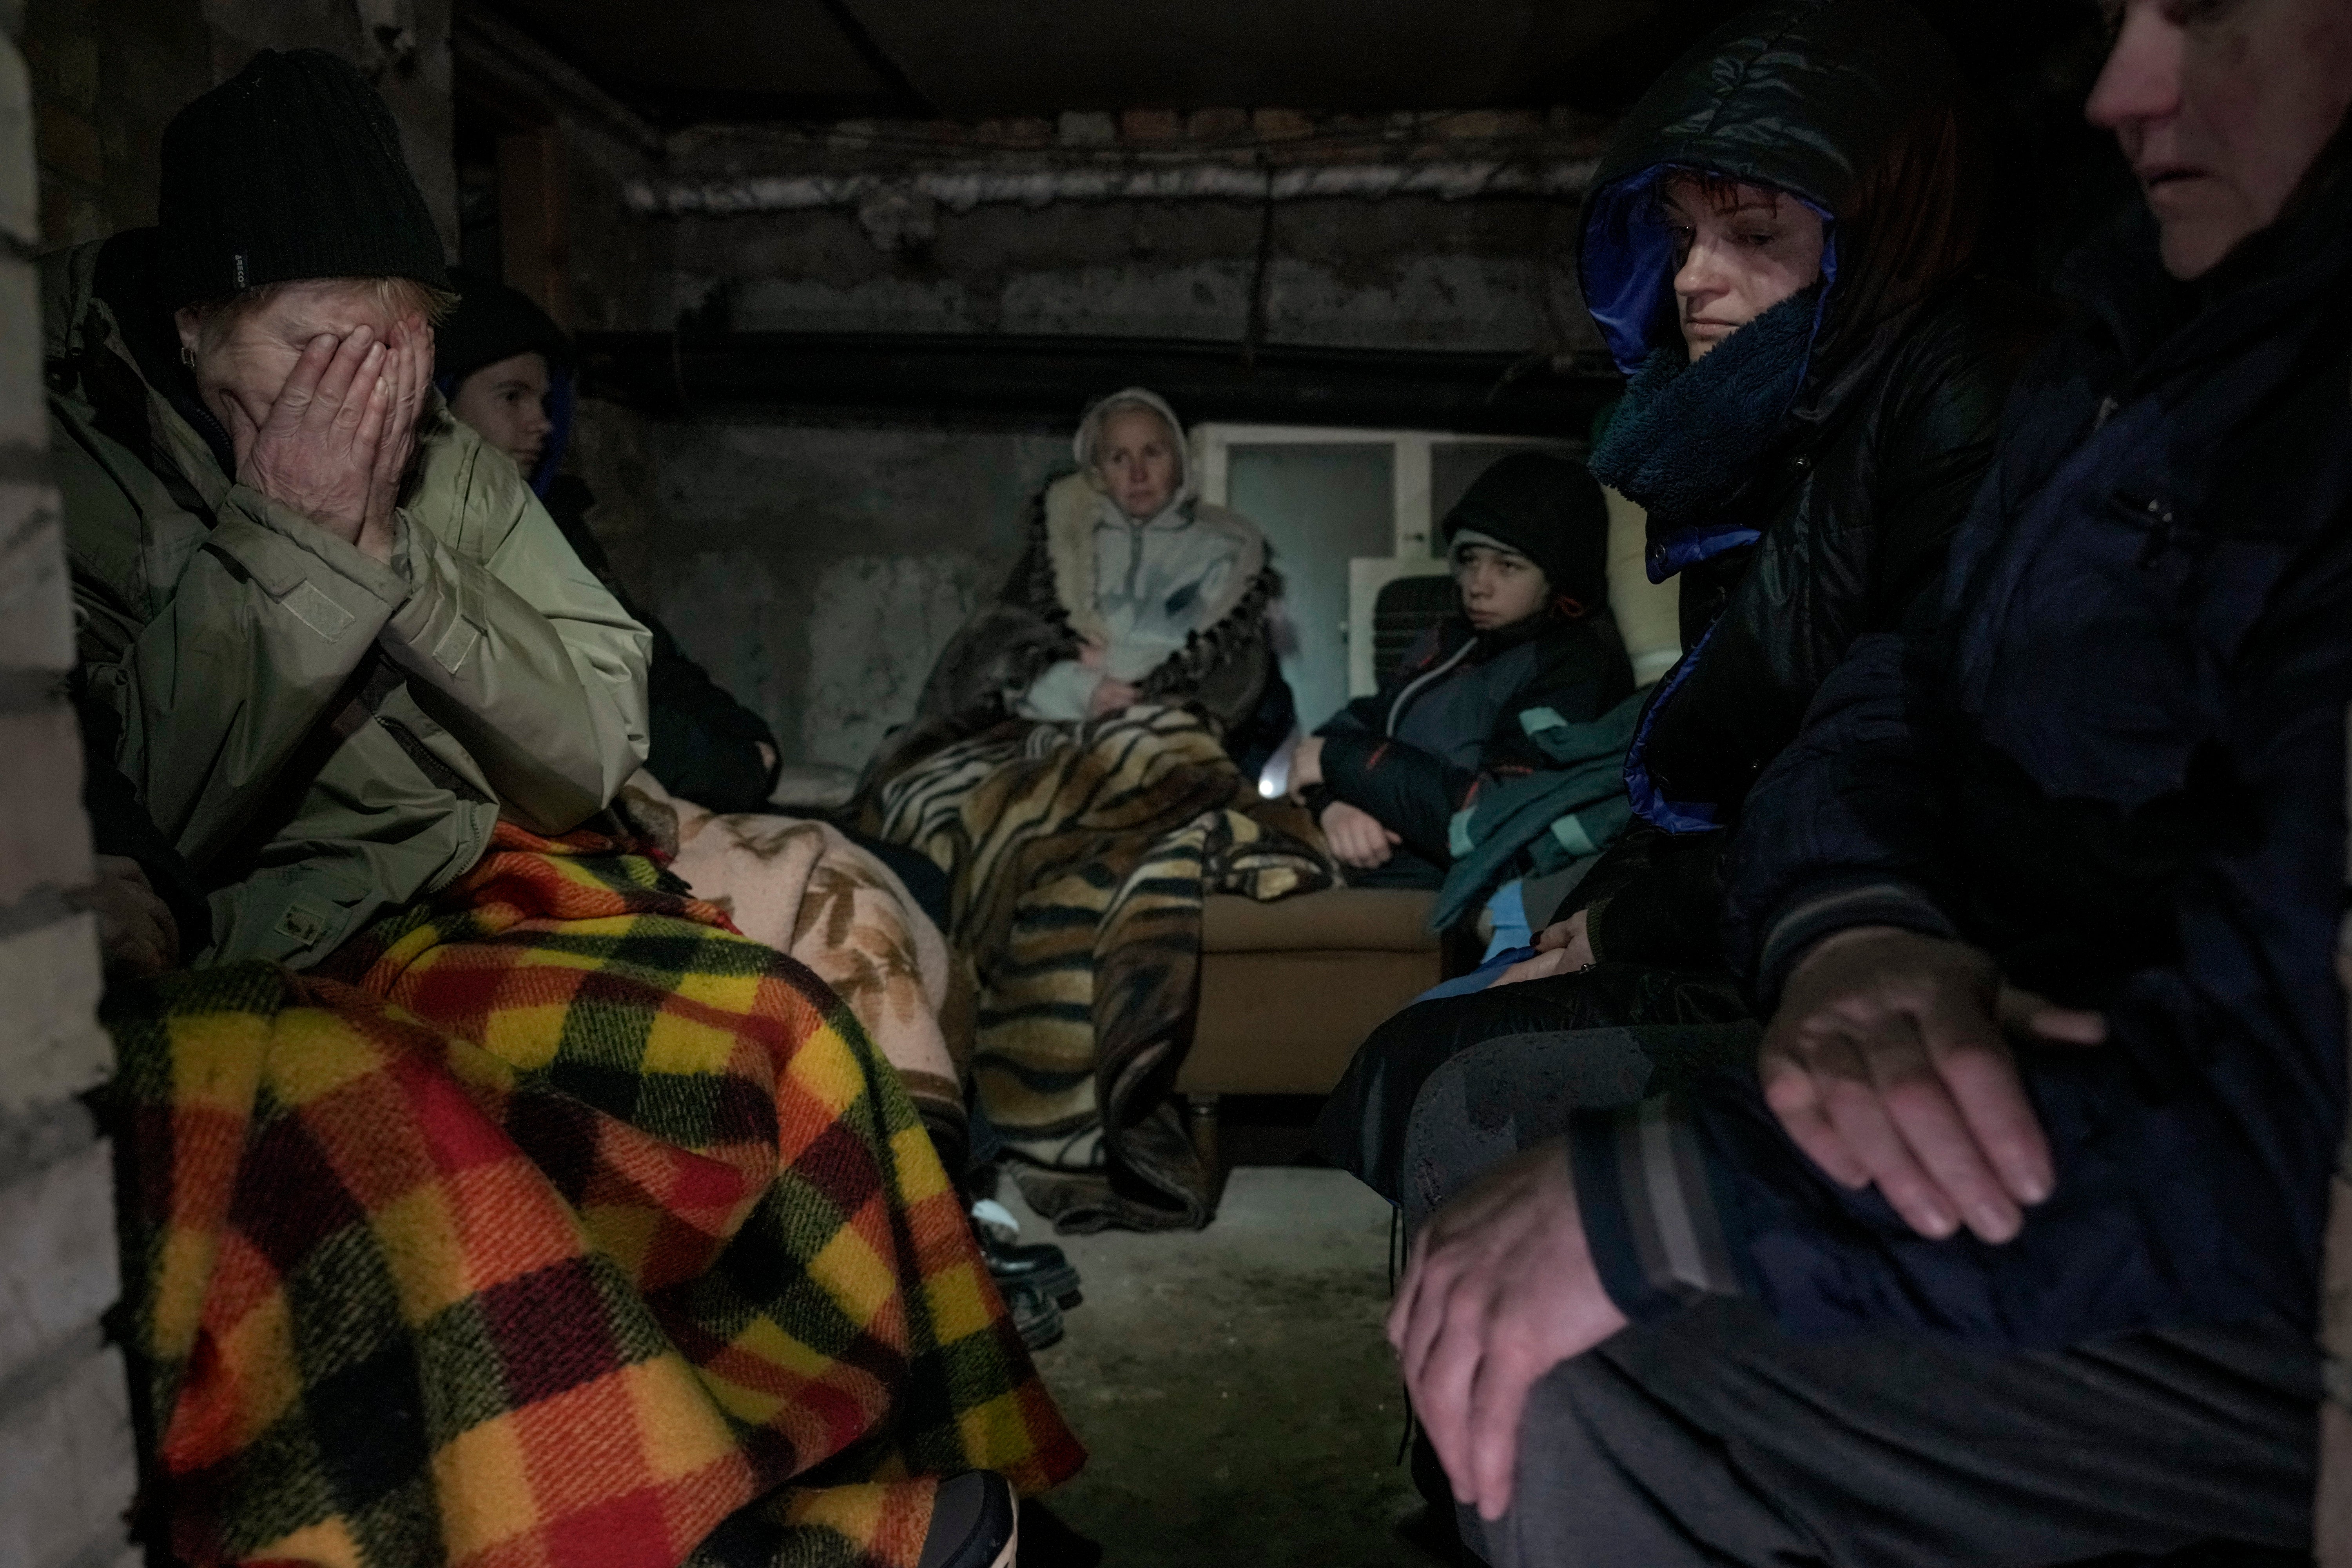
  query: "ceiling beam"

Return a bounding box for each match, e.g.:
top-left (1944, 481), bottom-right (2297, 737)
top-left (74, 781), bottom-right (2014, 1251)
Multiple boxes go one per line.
top-left (813, 0), bottom-right (937, 120)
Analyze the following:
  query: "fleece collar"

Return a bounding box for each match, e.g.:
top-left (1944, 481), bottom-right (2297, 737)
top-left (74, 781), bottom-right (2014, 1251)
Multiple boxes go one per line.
top-left (1038, 471), bottom-right (1265, 647)
top-left (1588, 286), bottom-right (1819, 574)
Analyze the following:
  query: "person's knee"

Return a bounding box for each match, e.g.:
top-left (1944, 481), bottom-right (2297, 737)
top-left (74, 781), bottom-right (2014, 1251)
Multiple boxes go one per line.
top-left (1484, 1360), bottom-right (1619, 1568)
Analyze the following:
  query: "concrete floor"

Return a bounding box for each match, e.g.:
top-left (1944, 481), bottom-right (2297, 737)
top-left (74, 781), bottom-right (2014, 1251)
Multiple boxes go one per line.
top-left (1008, 1168), bottom-right (1435, 1568)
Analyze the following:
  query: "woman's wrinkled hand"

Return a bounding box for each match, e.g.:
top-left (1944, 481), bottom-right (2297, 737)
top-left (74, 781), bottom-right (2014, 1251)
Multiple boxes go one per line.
top-left (229, 317), bottom-right (427, 564)
top-left (1087, 677), bottom-right (1141, 718)
top-left (359, 316), bottom-right (430, 561)
top-left (66, 855), bottom-right (180, 980)
top-left (1390, 1137), bottom-right (1628, 1522)
top-left (1320, 800), bottom-right (1400, 869)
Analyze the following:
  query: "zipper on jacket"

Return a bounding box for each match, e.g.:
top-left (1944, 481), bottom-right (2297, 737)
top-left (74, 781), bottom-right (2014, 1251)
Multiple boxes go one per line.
top-left (1385, 636), bottom-right (1478, 736)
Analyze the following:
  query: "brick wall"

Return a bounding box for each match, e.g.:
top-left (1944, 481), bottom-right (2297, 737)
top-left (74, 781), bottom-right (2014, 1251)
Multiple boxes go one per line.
top-left (19, 0), bottom-right (207, 247)
top-left (24, 0), bottom-right (454, 249)
top-left (0, 12), bottom-right (137, 1568)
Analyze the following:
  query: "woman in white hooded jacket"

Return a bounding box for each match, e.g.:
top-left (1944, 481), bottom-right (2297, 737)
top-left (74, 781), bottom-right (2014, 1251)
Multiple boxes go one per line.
top-left (865, 387), bottom-right (1289, 785)
top-left (853, 389), bottom-right (1313, 1231)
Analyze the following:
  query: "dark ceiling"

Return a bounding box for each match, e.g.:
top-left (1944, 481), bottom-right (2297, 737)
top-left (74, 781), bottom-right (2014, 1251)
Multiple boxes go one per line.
top-left (479, 0), bottom-right (1762, 123)
top-left (477, 0), bottom-right (2111, 169)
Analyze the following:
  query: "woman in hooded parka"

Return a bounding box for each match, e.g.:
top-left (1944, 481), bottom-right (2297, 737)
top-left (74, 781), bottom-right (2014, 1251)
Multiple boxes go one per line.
top-left (1320, 0), bottom-right (2050, 1195)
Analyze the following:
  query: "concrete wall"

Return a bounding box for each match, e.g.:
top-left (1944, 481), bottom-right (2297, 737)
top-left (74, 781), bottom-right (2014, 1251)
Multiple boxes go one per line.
top-left (578, 400), bottom-right (1067, 773)
top-left (643, 109), bottom-right (1603, 350)
top-left (660, 192), bottom-right (1581, 351)
top-left (20, 0), bottom-right (208, 247)
top-left (0, 12), bottom-right (137, 1568)
top-left (25, 0), bottom-right (455, 249)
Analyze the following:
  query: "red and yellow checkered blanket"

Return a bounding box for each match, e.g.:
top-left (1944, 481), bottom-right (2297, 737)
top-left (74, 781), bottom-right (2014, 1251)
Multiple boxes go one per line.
top-left (104, 824), bottom-right (1083, 1568)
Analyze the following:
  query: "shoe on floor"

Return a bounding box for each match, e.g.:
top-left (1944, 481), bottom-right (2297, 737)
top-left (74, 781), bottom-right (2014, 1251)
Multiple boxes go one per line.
top-left (970, 1196), bottom-right (1082, 1308)
top-left (980, 1229), bottom-right (1082, 1309)
top-left (969, 1196), bottom-right (1023, 1245)
top-left (1003, 1278), bottom-right (1064, 1351)
top-left (918, 1472), bottom-right (1018, 1568)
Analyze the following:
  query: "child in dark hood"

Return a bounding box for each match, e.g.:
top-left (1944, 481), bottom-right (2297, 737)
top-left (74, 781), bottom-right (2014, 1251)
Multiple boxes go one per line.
top-left (435, 271), bottom-right (787, 818)
top-left (1288, 453), bottom-right (1632, 890)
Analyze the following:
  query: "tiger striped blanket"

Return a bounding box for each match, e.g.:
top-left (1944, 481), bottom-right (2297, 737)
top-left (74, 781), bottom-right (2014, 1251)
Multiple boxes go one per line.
top-left (102, 823), bottom-right (1082, 1568)
top-left (869, 706), bottom-right (1333, 1231)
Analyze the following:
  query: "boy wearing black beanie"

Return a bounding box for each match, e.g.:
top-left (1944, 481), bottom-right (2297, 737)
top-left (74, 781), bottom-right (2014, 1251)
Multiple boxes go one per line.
top-left (1288, 453), bottom-right (1634, 890)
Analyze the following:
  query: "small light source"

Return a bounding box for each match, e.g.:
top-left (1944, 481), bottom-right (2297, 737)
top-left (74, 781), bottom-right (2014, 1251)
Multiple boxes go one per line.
top-left (1257, 729), bottom-right (1301, 800)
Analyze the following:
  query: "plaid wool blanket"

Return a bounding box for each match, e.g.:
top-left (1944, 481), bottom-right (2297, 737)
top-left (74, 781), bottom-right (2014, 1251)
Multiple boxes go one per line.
top-left (103, 824), bottom-right (1082, 1568)
top-left (869, 706), bottom-right (1332, 1231)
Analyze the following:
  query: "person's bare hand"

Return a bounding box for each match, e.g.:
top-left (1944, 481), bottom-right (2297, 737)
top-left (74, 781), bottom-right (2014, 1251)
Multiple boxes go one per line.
top-left (357, 315), bottom-right (430, 561)
top-left (1537, 908), bottom-right (1592, 964)
top-left (1492, 910), bottom-right (1594, 986)
top-left (1287, 735), bottom-right (1326, 797)
top-left (1390, 1137), bottom-right (1627, 1522)
top-left (1087, 677), bottom-right (1141, 718)
top-left (1763, 925), bottom-right (2107, 1244)
top-left (65, 855), bottom-right (179, 979)
top-left (230, 326), bottom-right (392, 549)
top-left (1320, 800), bottom-right (1399, 868)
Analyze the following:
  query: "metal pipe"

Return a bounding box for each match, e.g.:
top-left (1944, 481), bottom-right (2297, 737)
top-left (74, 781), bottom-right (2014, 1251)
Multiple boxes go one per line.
top-left (573, 328), bottom-right (1618, 436)
top-left (625, 157), bottom-right (1598, 218)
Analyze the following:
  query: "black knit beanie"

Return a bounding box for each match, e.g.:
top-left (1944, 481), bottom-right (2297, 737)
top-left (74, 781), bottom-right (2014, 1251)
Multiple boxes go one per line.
top-left (1441, 453), bottom-right (1612, 611)
top-left (433, 269), bottom-right (574, 388)
top-left (157, 49), bottom-right (449, 309)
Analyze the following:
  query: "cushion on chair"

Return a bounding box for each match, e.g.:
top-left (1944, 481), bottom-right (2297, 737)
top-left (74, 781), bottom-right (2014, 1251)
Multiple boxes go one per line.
top-left (1184, 890), bottom-right (1446, 1097)
top-left (1200, 887), bottom-right (1440, 954)
top-left (1182, 946), bottom-right (1443, 1095)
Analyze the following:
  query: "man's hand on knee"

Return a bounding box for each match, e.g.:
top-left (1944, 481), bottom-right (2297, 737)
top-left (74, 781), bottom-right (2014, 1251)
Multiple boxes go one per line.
top-left (1761, 926), bottom-right (2106, 1244)
top-left (1388, 1137), bottom-right (1628, 1523)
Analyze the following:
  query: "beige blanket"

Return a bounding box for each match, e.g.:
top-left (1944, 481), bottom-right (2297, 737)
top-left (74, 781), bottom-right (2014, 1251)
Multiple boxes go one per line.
top-left (619, 772), bottom-right (968, 1165)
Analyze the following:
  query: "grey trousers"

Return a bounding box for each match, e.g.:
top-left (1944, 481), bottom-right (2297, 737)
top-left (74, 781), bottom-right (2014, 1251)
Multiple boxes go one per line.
top-left (1403, 1031), bottom-right (2320, 1568)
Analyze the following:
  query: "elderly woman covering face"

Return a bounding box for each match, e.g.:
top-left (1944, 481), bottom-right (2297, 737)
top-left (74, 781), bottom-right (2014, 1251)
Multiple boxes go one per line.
top-left (53, 49), bottom-right (1079, 1568)
top-left (860, 390), bottom-right (1325, 1231)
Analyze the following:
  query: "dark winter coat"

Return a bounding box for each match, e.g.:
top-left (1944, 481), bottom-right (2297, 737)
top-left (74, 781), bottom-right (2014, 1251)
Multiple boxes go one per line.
top-left (1313, 607), bottom-right (1634, 872)
top-left (1628, 138), bottom-right (2352, 1348)
top-left (1563, 0), bottom-right (2046, 968)
top-left (539, 479), bottom-right (782, 814)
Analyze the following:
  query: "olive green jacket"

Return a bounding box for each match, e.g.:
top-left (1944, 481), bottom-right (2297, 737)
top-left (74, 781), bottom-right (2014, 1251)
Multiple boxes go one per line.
top-left (44, 236), bottom-right (651, 969)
